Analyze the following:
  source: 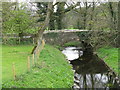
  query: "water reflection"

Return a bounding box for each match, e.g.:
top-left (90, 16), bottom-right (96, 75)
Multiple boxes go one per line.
top-left (62, 47), bottom-right (83, 60)
top-left (73, 73), bottom-right (119, 89)
top-left (62, 47), bottom-right (120, 89)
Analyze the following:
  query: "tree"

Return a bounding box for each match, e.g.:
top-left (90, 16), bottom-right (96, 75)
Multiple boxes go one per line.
top-left (88, 2), bottom-right (95, 30)
top-left (118, 1), bottom-right (120, 47)
top-left (74, 2), bottom-right (94, 29)
top-left (56, 2), bottom-right (65, 30)
top-left (31, 2), bottom-right (53, 54)
top-left (36, 2), bottom-right (79, 30)
top-left (55, 2), bottom-right (79, 30)
top-left (2, 2), bottom-right (17, 23)
top-left (36, 2), bottom-right (48, 22)
top-left (36, 2), bottom-right (53, 45)
top-left (2, 2), bottom-right (36, 41)
top-left (4, 10), bottom-right (32, 32)
top-left (108, 2), bottom-right (118, 31)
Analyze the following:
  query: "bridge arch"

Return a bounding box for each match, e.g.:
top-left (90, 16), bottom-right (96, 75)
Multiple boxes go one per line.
top-left (43, 30), bottom-right (89, 46)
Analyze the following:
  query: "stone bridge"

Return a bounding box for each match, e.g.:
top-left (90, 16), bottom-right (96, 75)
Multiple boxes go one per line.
top-left (43, 29), bottom-right (91, 46)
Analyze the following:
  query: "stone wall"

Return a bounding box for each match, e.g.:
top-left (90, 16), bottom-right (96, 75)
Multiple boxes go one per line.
top-left (43, 32), bottom-right (80, 46)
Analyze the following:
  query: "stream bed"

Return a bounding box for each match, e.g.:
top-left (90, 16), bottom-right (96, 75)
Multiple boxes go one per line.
top-left (62, 47), bottom-right (120, 89)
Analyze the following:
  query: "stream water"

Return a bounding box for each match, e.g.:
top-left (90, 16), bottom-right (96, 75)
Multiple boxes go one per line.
top-left (62, 47), bottom-right (120, 89)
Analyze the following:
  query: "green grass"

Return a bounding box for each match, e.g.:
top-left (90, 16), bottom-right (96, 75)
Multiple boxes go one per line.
top-left (97, 47), bottom-right (118, 74)
top-left (2, 45), bottom-right (33, 82)
top-left (63, 41), bottom-right (80, 47)
top-left (2, 44), bottom-right (74, 88)
top-left (0, 45), bottom-right (2, 89)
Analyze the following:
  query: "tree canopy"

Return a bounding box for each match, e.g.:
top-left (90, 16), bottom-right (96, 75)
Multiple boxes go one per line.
top-left (2, 2), bottom-right (37, 34)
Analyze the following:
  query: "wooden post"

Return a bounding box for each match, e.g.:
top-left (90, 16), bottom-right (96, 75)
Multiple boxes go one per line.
top-left (12, 62), bottom-right (16, 80)
top-left (33, 38), bottom-right (34, 45)
top-left (37, 49), bottom-right (40, 60)
top-left (36, 49), bottom-right (39, 61)
top-left (34, 53), bottom-right (36, 64)
top-left (19, 37), bottom-right (20, 44)
top-left (32, 54), bottom-right (34, 66)
top-left (42, 40), bottom-right (45, 49)
top-left (38, 47), bottom-right (40, 58)
top-left (27, 56), bottom-right (30, 71)
top-left (34, 51), bottom-right (37, 63)
top-left (43, 40), bottom-right (45, 47)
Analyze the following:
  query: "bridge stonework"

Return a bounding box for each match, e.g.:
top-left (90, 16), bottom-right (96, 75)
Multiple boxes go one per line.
top-left (43, 30), bottom-right (89, 46)
top-left (43, 32), bottom-right (80, 46)
top-left (43, 29), bottom-right (117, 47)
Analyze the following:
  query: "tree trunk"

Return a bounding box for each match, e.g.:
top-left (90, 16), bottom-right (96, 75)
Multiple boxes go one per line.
top-left (56, 2), bottom-right (65, 30)
top-left (82, 2), bottom-right (93, 30)
top-left (31, 2), bottom-right (53, 54)
top-left (89, 2), bottom-right (95, 30)
top-left (118, 2), bottom-right (120, 47)
top-left (36, 2), bottom-right (53, 45)
top-left (83, 2), bottom-right (88, 29)
top-left (19, 32), bottom-right (24, 42)
top-left (49, 8), bottom-right (55, 30)
top-left (108, 2), bottom-right (117, 30)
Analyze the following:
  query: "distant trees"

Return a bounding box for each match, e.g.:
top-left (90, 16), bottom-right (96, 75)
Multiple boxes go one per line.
top-left (35, 1), bottom-right (119, 48)
top-left (2, 2), bottom-right (36, 41)
top-left (36, 2), bottom-right (56, 30)
top-left (64, 2), bottom-right (119, 49)
top-left (2, 2), bottom-right (119, 33)
top-left (108, 2), bottom-right (118, 31)
top-left (56, 2), bottom-right (79, 30)
top-left (36, 2), bottom-right (79, 30)
top-left (61, 2), bottom-right (118, 31)
top-left (56, 2), bottom-right (65, 30)
top-left (2, 1), bottom-right (119, 47)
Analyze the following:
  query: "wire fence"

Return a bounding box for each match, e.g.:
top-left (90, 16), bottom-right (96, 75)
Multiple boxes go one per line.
top-left (2, 36), bottom-right (36, 45)
top-left (12, 39), bottom-right (45, 80)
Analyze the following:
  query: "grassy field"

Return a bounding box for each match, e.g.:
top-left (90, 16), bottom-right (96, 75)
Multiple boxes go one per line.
top-left (2, 44), bottom-right (73, 88)
top-left (2, 45), bottom-right (33, 82)
top-left (0, 45), bottom-right (2, 89)
top-left (97, 47), bottom-right (118, 74)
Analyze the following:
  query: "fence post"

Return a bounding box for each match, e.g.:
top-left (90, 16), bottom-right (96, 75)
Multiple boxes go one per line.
top-left (37, 47), bottom-right (40, 60)
top-left (36, 49), bottom-right (39, 61)
top-left (27, 56), bottom-right (30, 72)
top-left (34, 53), bottom-right (36, 65)
top-left (32, 54), bottom-right (35, 66)
top-left (12, 62), bottom-right (16, 80)
top-left (33, 38), bottom-right (34, 45)
top-left (19, 37), bottom-right (20, 44)
top-left (42, 39), bottom-right (45, 49)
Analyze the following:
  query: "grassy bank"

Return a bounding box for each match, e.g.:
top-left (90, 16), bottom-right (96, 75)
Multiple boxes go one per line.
top-left (63, 41), bottom-right (80, 47)
top-left (2, 44), bottom-right (73, 88)
top-left (0, 45), bottom-right (2, 89)
top-left (55, 41), bottom-right (81, 51)
top-left (2, 45), bottom-right (33, 82)
top-left (97, 47), bottom-right (118, 74)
